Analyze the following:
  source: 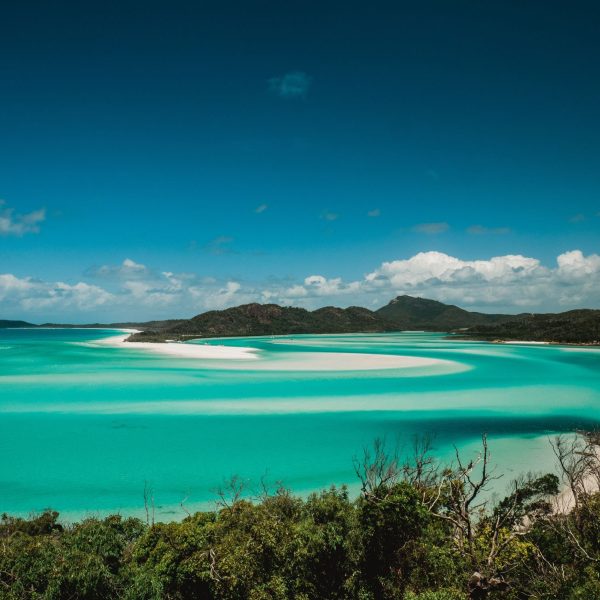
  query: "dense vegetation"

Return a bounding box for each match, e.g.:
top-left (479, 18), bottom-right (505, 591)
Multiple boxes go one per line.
top-left (375, 296), bottom-right (514, 330)
top-left (464, 309), bottom-right (600, 345)
top-left (125, 298), bottom-right (599, 344)
top-left (0, 320), bottom-right (35, 329)
top-left (2, 433), bottom-right (600, 600)
top-left (128, 304), bottom-right (398, 342)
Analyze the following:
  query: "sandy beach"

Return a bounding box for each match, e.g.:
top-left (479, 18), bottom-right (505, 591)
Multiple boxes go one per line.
top-left (94, 332), bottom-right (260, 360)
top-left (501, 341), bottom-right (550, 345)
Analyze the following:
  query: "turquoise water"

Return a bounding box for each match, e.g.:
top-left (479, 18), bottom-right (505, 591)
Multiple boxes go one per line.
top-left (0, 328), bottom-right (599, 520)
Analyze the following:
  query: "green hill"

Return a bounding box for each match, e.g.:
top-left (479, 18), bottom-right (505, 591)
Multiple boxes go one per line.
top-left (375, 295), bottom-right (514, 330)
top-left (0, 319), bottom-right (35, 328)
top-left (126, 298), bottom-right (600, 344)
top-left (128, 303), bottom-right (397, 342)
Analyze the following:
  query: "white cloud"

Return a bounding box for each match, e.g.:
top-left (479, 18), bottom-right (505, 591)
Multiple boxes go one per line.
top-left (254, 203), bottom-right (268, 214)
top-left (268, 71), bottom-right (312, 99)
top-left (0, 201), bottom-right (46, 236)
top-left (367, 208), bottom-right (381, 217)
top-left (362, 250), bottom-right (599, 310)
top-left (2, 250), bottom-right (599, 321)
top-left (0, 274), bottom-right (113, 315)
top-left (303, 275), bottom-right (360, 297)
top-left (321, 211), bottom-right (339, 222)
top-left (90, 258), bottom-right (149, 278)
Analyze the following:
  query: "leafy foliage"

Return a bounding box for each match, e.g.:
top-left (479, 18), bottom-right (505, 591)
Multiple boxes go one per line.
top-left (2, 434), bottom-right (600, 599)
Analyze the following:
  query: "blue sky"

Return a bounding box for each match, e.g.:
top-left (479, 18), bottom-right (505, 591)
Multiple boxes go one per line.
top-left (1, 1), bottom-right (599, 321)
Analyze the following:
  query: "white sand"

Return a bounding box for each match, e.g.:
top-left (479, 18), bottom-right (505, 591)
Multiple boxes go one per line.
top-left (501, 340), bottom-right (550, 345)
top-left (93, 331), bottom-right (462, 372)
top-left (95, 333), bottom-right (259, 360)
top-left (227, 352), bottom-right (455, 372)
top-left (553, 472), bottom-right (600, 514)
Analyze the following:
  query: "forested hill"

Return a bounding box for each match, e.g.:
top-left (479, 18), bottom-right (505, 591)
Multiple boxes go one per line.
top-left (375, 295), bottom-right (515, 329)
top-left (0, 319), bottom-right (35, 328)
top-left (128, 303), bottom-right (398, 342)
top-left (463, 309), bottom-right (600, 345)
top-left (126, 297), bottom-right (599, 344)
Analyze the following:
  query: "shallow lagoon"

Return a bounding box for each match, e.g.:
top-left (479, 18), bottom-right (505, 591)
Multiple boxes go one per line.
top-left (0, 329), bottom-right (598, 520)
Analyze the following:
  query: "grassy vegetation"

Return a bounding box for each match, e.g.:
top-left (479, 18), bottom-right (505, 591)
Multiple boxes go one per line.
top-left (2, 433), bottom-right (600, 599)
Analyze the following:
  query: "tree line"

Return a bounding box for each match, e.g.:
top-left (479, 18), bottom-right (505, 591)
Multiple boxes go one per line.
top-left (2, 432), bottom-right (600, 600)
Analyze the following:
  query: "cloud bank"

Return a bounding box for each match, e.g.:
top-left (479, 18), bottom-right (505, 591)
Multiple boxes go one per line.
top-left (1, 251), bottom-right (598, 321)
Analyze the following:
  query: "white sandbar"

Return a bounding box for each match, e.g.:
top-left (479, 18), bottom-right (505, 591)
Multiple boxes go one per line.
top-left (93, 332), bottom-right (463, 372)
top-left (501, 340), bottom-right (550, 345)
top-left (94, 333), bottom-right (259, 360)
top-left (228, 351), bottom-right (454, 371)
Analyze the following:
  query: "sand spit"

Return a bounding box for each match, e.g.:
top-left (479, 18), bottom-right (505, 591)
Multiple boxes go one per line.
top-left (94, 332), bottom-right (259, 360)
top-left (94, 331), bottom-right (462, 372)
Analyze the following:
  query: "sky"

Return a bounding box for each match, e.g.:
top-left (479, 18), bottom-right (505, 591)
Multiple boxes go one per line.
top-left (1, 0), bottom-right (599, 322)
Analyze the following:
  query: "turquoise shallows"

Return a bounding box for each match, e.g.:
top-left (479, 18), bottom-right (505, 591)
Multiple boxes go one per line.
top-left (0, 328), bottom-right (599, 520)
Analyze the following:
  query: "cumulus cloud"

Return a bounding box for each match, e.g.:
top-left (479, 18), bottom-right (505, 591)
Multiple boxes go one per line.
top-left (0, 273), bottom-right (113, 316)
top-left (361, 250), bottom-right (600, 310)
top-left (268, 71), bottom-right (312, 99)
top-left (264, 250), bottom-right (600, 312)
top-left (87, 258), bottom-right (149, 279)
top-left (0, 201), bottom-right (46, 236)
top-left (2, 250), bottom-right (599, 321)
top-left (412, 222), bottom-right (449, 234)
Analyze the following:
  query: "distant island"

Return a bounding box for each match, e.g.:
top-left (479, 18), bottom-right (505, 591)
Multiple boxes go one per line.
top-left (2, 296), bottom-right (599, 345)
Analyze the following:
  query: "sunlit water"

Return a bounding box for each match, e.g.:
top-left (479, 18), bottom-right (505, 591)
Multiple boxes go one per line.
top-left (0, 328), bottom-right (598, 521)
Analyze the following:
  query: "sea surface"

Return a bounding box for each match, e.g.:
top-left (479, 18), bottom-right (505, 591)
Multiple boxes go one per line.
top-left (0, 328), bottom-right (599, 521)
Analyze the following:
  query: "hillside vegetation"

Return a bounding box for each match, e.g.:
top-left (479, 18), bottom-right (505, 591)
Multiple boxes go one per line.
top-left (464, 309), bottom-right (600, 344)
top-left (126, 297), bottom-right (599, 345)
top-left (2, 433), bottom-right (600, 600)
top-left (128, 303), bottom-right (398, 342)
top-left (0, 320), bottom-right (35, 328)
top-left (375, 295), bottom-right (515, 330)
